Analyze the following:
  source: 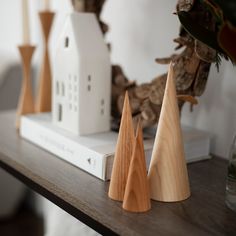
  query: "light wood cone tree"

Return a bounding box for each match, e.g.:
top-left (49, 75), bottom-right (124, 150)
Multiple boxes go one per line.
top-left (35, 11), bottom-right (54, 112)
top-left (108, 91), bottom-right (135, 201)
top-left (122, 121), bottom-right (151, 212)
top-left (148, 63), bottom-right (191, 202)
top-left (16, 45), bottom-right (35, 129)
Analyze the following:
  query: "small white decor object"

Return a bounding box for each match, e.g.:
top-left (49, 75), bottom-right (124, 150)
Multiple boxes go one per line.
top-left (52, 12), bottom-right (111, 136)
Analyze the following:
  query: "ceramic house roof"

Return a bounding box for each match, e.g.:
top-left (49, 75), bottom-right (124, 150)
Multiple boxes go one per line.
top-left (67, 12), bottom-right (109, 61)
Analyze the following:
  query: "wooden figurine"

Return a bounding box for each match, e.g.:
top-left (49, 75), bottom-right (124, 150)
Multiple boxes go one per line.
top-left (122, 120), bottom-right (151, 212)
top-left (16, 45), bottom-right (35, 129)
top-left (148, 63), bottom-right (191, 202)
top-left (35, 11), bottom-right (54, 113)
top-left (52, 12), bottom-right (111, 135)
top-left (108, 91), bottom-right (135, 201)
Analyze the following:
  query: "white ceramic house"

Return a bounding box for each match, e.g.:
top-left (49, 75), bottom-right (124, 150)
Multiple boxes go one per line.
top-left (52, 12), bottom-right (111, 135)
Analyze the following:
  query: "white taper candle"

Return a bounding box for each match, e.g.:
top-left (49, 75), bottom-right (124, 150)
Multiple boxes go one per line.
top-left (44, 0), bottom-right (50, 10)
top-left (22, 0), bottom-right (30, 44)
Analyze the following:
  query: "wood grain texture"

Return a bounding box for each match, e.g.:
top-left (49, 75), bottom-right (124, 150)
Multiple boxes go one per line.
top-left (0, 111), bottom-right (236, 236)
top-left (122, 121), bottom-right (151, 212)
top-left (35, 12), bottom-right (54, 113)
top-left (148, 63), bottom-right (191, 202)
top-left (16, 45), bottom-right (35, 129)
top-left (109, 91), bottom-right (135, 201)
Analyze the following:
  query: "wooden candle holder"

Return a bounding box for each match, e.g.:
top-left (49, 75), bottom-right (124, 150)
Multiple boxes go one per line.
top-left (148, 63), bottom-right (191, 202)
top-left (16, 45), bottom-right (35, 129)
top-left (35, 11), bottom-right (54, 113)
top-left (122, 121), bottom-right (151, 212)
top-left (108, 91), bottom-right (135, 201)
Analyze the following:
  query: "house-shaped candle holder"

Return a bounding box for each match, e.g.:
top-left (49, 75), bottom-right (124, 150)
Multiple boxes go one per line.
top-left (52, 12), bottom-right (111, 135)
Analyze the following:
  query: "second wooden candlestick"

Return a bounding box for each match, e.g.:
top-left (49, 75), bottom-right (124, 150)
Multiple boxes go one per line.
top-left (16, 45), bottom-right (35, 129)
top-left (35, 11), bottom-right (54, 113)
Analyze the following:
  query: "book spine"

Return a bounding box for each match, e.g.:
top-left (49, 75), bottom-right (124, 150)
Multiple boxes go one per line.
top-left (20, 117), bottom-right (106, 180)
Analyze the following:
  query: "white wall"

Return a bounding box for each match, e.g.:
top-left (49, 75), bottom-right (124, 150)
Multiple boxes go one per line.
top-left (182, 62), bottom-right (236, 158)
top-left (102, 0), bottom-right (179, 81)
top-left (0, 0), bottom-right (235, 158)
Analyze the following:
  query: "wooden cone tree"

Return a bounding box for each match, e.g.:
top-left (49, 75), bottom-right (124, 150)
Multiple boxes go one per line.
top-left (148, 63), bottom-right (191, 202)
top-left (122, 121), bottom-right (151, 212)
top-left (108, 91), bottom-right (135, 201)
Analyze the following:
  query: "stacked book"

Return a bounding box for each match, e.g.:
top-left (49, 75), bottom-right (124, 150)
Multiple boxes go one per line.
top-left (21, 113), bottom-right (211, 181)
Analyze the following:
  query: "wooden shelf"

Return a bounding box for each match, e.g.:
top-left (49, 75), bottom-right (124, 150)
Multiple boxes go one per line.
top-left (0, 110), bottom-right (235, 235)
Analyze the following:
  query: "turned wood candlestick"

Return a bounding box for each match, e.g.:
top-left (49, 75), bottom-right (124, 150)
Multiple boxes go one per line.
top-left (122, 120), bottom-right (151, 212)
top-left (35, 11), bottom-right (54, 112)
top-left (16, 45), bottom-right (35, 129)
top-left (108, 91), bottom-right (135, 201)
top-left (148, 63), bottom-right (191, 202)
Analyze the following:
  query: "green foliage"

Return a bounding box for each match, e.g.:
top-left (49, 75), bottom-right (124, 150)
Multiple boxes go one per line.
top-left (177, 0), bottom-right (236, 64)
top-left (213, 0), bottom-right (236, 26)
top-left (177, 11), bottom-right (223, 53)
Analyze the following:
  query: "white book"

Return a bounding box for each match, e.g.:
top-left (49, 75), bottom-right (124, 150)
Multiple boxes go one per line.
top-left (20, 113), bottom-right (211, 181)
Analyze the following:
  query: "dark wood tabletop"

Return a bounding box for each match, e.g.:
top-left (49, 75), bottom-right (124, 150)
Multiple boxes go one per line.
top-left (0, 111), bottom-right (235, 236)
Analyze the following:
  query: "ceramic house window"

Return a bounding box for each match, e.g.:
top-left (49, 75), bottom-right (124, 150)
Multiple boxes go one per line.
top-left (65, 37), bottom-right (69, 48)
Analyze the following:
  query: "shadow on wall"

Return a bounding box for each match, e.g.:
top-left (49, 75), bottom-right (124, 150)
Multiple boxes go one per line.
top-left (181, 62), bottom-right (236, 158)
top-left (0, 65), bottom-right (22, 110)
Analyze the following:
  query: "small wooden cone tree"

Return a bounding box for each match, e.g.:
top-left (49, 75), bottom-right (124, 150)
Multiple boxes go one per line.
top-left (148, 63), bottom-right (191, 202)
top-left (108, 91), bottom-right (135, 201)
top-left (122, 121), bottom-right (151, 212)
top-left (35, 11), bottom-right (54, 112)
